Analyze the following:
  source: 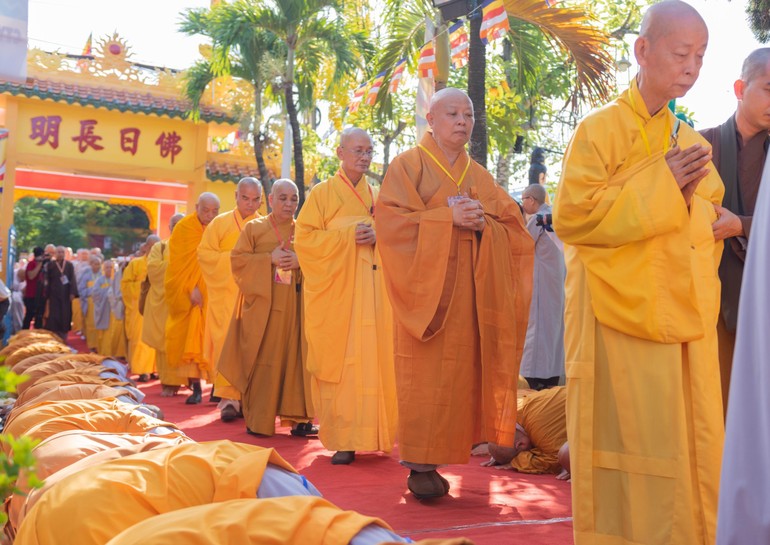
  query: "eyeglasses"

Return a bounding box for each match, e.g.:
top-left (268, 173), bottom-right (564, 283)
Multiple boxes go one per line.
top-left (522, 196), bottom-right (534, 201)
top-left (342, 147), bottom-right (374, 158)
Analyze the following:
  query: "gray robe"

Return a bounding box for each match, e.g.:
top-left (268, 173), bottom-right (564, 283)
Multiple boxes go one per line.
top-left (519, 203), bottom-right (565, 380)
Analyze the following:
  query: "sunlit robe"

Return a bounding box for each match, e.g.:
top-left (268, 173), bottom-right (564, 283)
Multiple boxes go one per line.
top-left (375, 132), bottom-right (533, 464)
top-left (198, 208), bottom-right (256, 401)
top-left (164, 214), bottom-right (210, 379)
top-left (102, 265), bottom-right (127, 360)
top-left (295, 172), bottom-right (397, 452)
top-left (12, 383), bottom-right (141, 413)
top-left (552, 79), bottom-right (724, 545)
top-left (83, 271), bottom-right (111, 354)
top-left (142, 240), bottom-right (185, 387)
top-left (14, 441), bottom-right (302, 545)
top-left (510, 386), bottom-right (567, 474)
top-left (120, 256), bottom-right (155, 375)
top-left (218, 215), bottom-right (313, 435)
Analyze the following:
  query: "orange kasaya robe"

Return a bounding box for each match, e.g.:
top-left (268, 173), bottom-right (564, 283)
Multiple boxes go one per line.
top-left (164, 213), bottom-right (210, 380)
top-left (2, 341), bottom-right (70, 369)
top-left (12, 383), bottom-right (140, 414)
top-left (13, 441), bottom-right (298, 545)
top-left (198, 209), bottom-right (256, 401)
top-left (102, 497), bottom-right (399, 545)
top-left (5, 432), bottom-right (192, 540)
top-left (13, 354), bottom-right (108, 395)
top-left (218, 214), bottom-right (313, 436)
top-left (10, 352), bottom-right (70, 375)
top-left (375, 132), bottom-right (534, 464)
top-left (510, 386), bottom-right (567, 475)
top-left (14, 377), bottom-right (137, 411)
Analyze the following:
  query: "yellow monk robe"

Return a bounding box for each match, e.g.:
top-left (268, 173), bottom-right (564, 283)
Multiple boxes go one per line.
top-left (3, 340), bottom-right (70, 369)
top-left (71, 297), bottom-right (83, 333)
top-left (103, 497), bottom-right (403, 545)
top-left (510, 386), bottom-right (567, 475)
top-left (3, 398), bottom-right (141, 438)
top-left (83, 276), bottom-right (100, 351)
top-left (141, 240), bottom-right (185, 387)
top-left (552, 79), bottom-right (724, 545)
top-left (197, 208), bottom-right (256, 401)
top-left (5, 432), bottom-right (191, 540)
top-left (120, 256), bottom-right (156, 375)
top-left (219, 215), bottom-right (314, 435)
top-left (295, 173), bottom-right (397, 452)
top-left (375, 132), bottom-right (533, 464)
top-left (14, 354), bottom-right (107, 395)
top-left (15, 376), bottom-right (135, 408)
top-left (164, 213), bottom-right (210, 379)
top-left (10, 352), bottom-right (69, 375)
top-left (13, 383), bottom-right (140, 413)
top-left (14, 441), bottom-right (299, 545)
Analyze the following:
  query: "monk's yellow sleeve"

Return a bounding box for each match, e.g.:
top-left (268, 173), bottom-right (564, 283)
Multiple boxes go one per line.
top-left (230, 223), bottom-right (272, 298)
top-left (510, 448), bottom-right (559, 474)
top-left (553, 121), bottom-right (688, 248)
top-left (146, 242), bottom-right (166, 287)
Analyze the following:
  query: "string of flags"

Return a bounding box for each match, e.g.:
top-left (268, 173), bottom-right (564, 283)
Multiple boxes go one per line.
top-left (346, 0), bottom-right (557, 112)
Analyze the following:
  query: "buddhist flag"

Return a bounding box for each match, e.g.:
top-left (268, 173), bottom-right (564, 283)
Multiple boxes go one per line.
top-left (77, 32), bottom-right (93, 72)
top-left (389, 59), bottom-right (407, 93)
top-left (417, 41), bottom-right (437, 79)
top-left (348, 83), bottom-right (367, 113)
top-left (480, 0), bottom-right (510, 45)
top-left (449, 21), bottom-right (469, 69)
top-left (544, 0), bottom-right (557, 6)
top-left (366, 71), bottom-right (386, 105)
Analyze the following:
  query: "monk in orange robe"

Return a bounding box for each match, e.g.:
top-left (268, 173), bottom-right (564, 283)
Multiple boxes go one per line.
top-left (5, 432), bottom-right (191, 540)
top-left (10, 352), bottom-right (70, 375)
top-left (13, 441), bottom-right (318, 545)
top-left (376, 88), bottom-right (534, 499)
top-left (219, 180), bottom-right (314, 436)
top-left (198, 177), bottom-right (261, 421)
top-left (164, 192), bottom-right (220, 404)
top-left (12, 383), bottom-right (142, 412)
top-left (14, 376), bottom-right (138, 408)
top-left (121, 236), bottom-right (158, 380)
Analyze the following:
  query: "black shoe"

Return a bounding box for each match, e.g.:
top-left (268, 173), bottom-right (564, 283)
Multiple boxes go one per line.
top-left (185, 382), bottom-right (202, 405)
top-left (209, 394), bottom-right (222, 403)
top-left (331, 451), bottom-right (355, 465)
top-left (150, 372), bottom-right (159, 380)
top-left (290, 422), bottom-right (319, 437)
top-left (137, 373), bottom-right (150, 383)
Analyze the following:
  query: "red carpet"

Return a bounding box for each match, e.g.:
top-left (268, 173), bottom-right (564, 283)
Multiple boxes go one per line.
top-left (66, 333), bottom-right (574, 544)
top-left (138, 379), bottom-right (574, 545)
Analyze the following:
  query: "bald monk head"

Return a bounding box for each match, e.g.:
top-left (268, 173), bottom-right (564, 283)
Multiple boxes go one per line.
top-left (521, 183), bottom-right (547, 216)
top-left (336, 127), bottom-right (374, 182)
top-left (235, 177), bottom-right (263, 219)
top-left (735, 48), bottom-right (770, 139)
top-left (269, 179), bottom-right (299, 223)
top-left (44, 244), bottom-right (55, 259)
top-left (88, 254), bottom-right (102, 274)
top-left (169, 213), bottom-right (185, 233)
top-left (634, 0), bottom-right (708, 114)
top-left (54, 245), bottom-right (66, 263)
top-left (195, 192), bottom-right (221, 226)
top-left (102, 260), bottom-right (114, 279)
top-left (427, 88), bottom-right (475, 155)
top-left (140, 234), bottom-right (161, 257)
top-left (487, 424), bottom-right (533, 465)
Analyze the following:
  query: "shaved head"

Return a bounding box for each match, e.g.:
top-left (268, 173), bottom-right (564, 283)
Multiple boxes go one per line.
top-left (169, 213), bottom-right (184, 233)
top-left (195, 192), bottom-right (220, 226)
top-left (639, 0), bottom-right (706, 44)
top-left (235, 177), bottom-right (263, 218)
top-left (337, 127), bottom-right (374, 181)
top-left (523, 184), bottom-right (547, 205)
top-left (741, 48), bottom-right (770, 84)
top-left (270, 178), bottom-right (298, 196)
top-left (146, 234), bottom-right (161, 245)
top-left (237, 177), bottom-right (262, 194)
top-left (339, 127), bottom-right (372, 148)
top-left (429, 87), bottom-right (473, 114)
top-left (269, 178), bottom-right (299, 223)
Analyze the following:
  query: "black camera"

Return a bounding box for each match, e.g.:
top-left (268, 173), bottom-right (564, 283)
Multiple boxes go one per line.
top-left (535, 213), bottom-right (554, 232)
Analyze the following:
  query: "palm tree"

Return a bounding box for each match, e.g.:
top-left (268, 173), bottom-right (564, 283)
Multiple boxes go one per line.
top-left (241, 0), bottom-right (370, 205)
top-left (179, 3), bottom-right (283, 191)
top-left (372, 0), bottom-right (614, 166)
top-left (747, 0), bottom-right (770, 42)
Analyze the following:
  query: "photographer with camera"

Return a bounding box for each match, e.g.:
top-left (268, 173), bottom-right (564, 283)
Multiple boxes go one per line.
top-left (22, 247), bottom-right (47, 329)
top-left (520, 184), bottom-right (565, 391)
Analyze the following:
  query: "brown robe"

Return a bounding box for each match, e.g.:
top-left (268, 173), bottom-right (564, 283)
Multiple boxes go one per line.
top-left (218, 214), bottom-right (313, 435)
top-left (375, 133), bottom-right (534, 464)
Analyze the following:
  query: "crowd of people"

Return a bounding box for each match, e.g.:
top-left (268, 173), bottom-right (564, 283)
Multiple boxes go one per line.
top-left (1, 0), bottom-right (768, 543)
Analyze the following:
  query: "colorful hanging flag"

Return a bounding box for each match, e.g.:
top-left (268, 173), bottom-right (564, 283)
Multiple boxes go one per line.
top-left (448, 21), bottom-right (469, 69)
top-left (366, 71), bottom-right (387, 105)
top-left (77, 32), bottom-right (93, 72)
top-left (389, 59), bottom-right (407, 93)
top-left (479, 0), bottom-right (510, 45)
top-left (348, 83), bottom-right (367, 113)
top-left (417, 41), bottom-right (437, 78)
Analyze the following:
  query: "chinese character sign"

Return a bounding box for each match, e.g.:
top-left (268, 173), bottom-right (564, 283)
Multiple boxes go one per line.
top-left (17, 101), bottom-right (195, 172)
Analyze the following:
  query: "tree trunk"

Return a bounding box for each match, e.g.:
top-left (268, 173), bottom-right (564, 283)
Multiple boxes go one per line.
top-left (285, 46), bottom-right (305, 207)
top-left (468, 15), bottom-right (487, 168)
top-left (381, 121), bottom-right (406, 177)
top-left (252, 86), bottom-right (272, 197)
top-left (495, 148), bottom-right (514, 191)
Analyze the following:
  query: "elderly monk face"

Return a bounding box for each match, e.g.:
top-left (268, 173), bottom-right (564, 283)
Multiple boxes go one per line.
top-left (89, 256), bottom-right (102, 274)
top-left (235, 182), bottom-right (262, 219)
top-left (45, 244), bottom-right (56, 259)
top-left (102, 261), bottom-right (114, 279)
top-left (77, 249), bottom-right (90, 262)
top-left (337, 130), bottom-right (374, 180)
top-left (635, 5), bottom-right (707, 105)
top-left (736, 58), bottom-right (770, 134)
top-left (196, 196), bottom-right (220, 226)
top-left (54, 246), bottom-right (66, 262)
top-left (428, 89), bottom-right (475, 152)
top-left (269, 182), bottom-right (299, 222)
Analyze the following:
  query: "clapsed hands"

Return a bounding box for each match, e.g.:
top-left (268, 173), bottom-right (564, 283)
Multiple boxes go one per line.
top-left (712, 205), bottom-right (744, 241)
top-left (451, 197), bottom-right (486, 232)
top-left (355, 222), bottom-right (376, 246)
top-left (665, 143), bottom-right (711, 208)
top-left (271, 246), bottom-right (300, 270)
